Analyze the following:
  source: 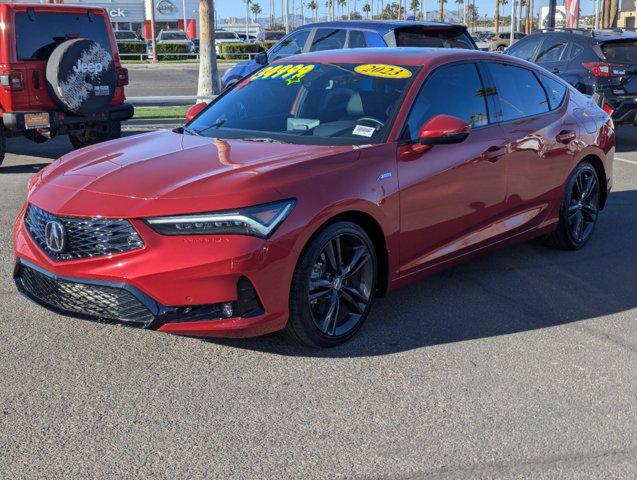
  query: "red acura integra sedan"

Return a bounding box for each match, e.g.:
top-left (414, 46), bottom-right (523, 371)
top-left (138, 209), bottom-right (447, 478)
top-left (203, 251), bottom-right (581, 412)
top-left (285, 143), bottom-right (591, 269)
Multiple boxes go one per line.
top-left (14, 49), bottom-right (614, 347)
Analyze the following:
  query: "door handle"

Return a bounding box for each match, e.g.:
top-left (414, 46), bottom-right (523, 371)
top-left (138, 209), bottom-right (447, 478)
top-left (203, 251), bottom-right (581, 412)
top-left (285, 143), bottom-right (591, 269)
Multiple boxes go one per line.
top-left (552, 67), bottom-right (561, 73)
top-left (556, 130), bottom-right (576, 144)
top-left (481, 146), bottom-right (506, 162)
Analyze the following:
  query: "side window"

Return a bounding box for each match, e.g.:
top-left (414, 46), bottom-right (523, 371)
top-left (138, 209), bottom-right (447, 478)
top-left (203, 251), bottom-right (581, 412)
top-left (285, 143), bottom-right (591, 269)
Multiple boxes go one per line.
top-left (364, 31), bottom-right (386, 47)
top-left (540, 75), bottom-right (568, 110)
top-left (507, 37), bottom-right (542, 60)
top-left (564, 43), bottom-right (584, 61)
top-left (404, 63), bottom-right (488, 141)
top-left (535, 36), bottom-right (568, 63)
top-left (269, 30), bottom-right (311, 61)
top-left (309, 29), bottom-right (347, 52)
top-left (486, 63), bottom-right (550, 121)
top-left (347, 30), bottom-right (367, 48)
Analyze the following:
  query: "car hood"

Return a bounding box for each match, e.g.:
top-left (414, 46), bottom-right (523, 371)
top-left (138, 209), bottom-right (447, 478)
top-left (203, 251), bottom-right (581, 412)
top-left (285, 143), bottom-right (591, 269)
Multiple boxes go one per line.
top-left (28, 130), bottom-right (358, 218)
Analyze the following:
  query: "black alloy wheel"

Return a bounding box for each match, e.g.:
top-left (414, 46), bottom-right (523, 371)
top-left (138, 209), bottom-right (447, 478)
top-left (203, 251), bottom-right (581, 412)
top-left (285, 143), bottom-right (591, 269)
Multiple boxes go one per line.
top-left (567, 166), bottom-right (600, 244)
top-left (543, 161), bottom-right (601, 250)
top-left (287, 222), bottom-right (377, 347)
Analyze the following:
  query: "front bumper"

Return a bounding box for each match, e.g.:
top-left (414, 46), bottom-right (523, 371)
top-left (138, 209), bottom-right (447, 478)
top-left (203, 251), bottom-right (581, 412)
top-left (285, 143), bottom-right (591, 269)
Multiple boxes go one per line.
top-left (13, 208), bottom-right (293, 338)
top-left (2, 103), bottom-right (134, 134)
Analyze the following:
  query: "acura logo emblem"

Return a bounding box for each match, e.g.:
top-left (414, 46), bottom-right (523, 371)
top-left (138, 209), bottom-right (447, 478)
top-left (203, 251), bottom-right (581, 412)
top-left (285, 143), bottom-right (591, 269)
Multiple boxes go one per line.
top-left (44, 220), bottom-right (66, 253)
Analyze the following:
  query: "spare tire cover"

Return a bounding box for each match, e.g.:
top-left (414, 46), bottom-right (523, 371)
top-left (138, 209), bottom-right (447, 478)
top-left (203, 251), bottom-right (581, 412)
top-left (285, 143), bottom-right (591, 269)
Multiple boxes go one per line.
top-left (45, 38), bottom-right (117, 116)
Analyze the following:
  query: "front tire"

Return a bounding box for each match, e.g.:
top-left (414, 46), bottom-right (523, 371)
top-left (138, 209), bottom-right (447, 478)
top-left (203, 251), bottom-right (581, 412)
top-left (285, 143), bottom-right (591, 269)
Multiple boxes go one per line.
top-left (286, 222), bottom-right (377, 348)
top-left (543, 161), bottom-right (601, 250)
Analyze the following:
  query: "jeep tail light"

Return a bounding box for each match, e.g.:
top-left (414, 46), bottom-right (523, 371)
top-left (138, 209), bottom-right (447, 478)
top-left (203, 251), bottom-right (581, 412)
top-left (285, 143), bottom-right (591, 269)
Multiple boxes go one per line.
top-left (117, 67), bottom-right (129, 87)
top-left (0, 70), bottom-right (24, 91)
top-left (582, 62), bottom-right (627, 77)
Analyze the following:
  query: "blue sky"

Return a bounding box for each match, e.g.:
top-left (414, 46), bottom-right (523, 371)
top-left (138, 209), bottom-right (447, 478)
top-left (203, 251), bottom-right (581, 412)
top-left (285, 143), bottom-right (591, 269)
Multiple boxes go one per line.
top-left (216, 0), bottom-right (595, 19)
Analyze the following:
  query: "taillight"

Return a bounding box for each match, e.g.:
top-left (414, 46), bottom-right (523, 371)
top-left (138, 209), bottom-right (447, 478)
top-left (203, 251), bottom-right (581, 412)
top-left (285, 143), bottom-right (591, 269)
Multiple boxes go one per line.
top-left (117, 67), bottom-right (129, 87)
top-left (582, 62), bottom-right (628, 77)
top-left (602, 103), bottom-right (614, 115)
top-left (0, 70), bottom-right (24, 91)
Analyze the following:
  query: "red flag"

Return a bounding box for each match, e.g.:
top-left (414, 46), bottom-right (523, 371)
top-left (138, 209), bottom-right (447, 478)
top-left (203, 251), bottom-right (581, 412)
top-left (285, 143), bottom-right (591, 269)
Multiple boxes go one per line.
top-left (566, 0), bottom-right (580, 28)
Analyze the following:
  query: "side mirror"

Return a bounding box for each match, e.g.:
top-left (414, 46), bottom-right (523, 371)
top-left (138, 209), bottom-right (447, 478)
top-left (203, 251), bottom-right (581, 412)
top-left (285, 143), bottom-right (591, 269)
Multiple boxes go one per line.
top-left (255, 51), bottom-right (268, 65)
top-left (185, 102), bottom-right (207, 122)
top-left (412, 114), bottom-right (470, 154)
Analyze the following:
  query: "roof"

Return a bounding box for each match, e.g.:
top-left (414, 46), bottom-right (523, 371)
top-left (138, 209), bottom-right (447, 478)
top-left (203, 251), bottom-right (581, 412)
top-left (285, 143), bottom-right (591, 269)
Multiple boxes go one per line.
top-left (274, 47), bottom-right (509, 67)
top-left (294, 20), bottom-right (467, 35)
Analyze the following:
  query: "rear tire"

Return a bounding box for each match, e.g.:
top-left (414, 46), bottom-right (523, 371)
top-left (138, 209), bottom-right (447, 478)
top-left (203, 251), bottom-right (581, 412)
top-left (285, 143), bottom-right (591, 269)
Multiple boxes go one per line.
top-left (542, 161), bottom-right (601, 250)
top-left (285, 222), bottom-right (377, 348)
top-left (69, 121), bottom-right (121, 149)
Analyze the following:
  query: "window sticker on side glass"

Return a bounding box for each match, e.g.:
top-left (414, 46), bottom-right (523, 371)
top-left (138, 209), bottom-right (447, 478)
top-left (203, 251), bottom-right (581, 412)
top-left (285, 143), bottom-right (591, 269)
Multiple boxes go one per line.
top-left (251, 64), bottom-right (316, 85)
top-left (354, 64), bottom-right (412, 79)
top-left (353, 125), bottom-right (376, 137)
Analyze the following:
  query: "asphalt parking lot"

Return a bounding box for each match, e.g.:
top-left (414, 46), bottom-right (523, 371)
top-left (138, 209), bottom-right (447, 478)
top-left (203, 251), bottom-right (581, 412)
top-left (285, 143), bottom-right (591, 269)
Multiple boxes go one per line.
top-left (126, 63), bottom-right (234, 98)
top-left (0, 127), bottom-right (635, 479)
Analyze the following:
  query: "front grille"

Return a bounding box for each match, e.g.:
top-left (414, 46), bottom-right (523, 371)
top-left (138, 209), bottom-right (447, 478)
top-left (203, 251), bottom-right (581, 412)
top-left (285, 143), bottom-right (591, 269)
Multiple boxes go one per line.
top-left (16, 265), bottom-right (154, 325)
top-left (24, 204), bottom-right (144, 262)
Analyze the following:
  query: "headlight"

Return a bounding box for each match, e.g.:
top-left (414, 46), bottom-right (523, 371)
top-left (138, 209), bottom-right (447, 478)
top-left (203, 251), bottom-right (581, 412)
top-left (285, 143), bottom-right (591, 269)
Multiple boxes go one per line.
top-left (144, 199), bottom-right (295, 238)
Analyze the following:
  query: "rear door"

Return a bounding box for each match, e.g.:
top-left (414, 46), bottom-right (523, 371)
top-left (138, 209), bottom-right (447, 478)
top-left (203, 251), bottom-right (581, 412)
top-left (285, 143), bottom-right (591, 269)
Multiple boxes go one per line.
top-left (534, 33), bottom-right (570, 75)
top-left (483, 62), bottom-right (578, 224)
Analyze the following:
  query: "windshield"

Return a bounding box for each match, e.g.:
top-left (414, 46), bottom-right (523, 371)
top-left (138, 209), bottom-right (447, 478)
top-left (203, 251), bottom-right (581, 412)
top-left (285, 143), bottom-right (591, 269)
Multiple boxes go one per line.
top-left (161, 31), bottom-right (188, 40)
top-left (116, 31), bottom-right (138, 40)
top-left (395, 27), bottom-right (475, 49)
top-left (187, 62), bottom-right (419, 145)
top-left (601, 40), bottom-right (637, 63)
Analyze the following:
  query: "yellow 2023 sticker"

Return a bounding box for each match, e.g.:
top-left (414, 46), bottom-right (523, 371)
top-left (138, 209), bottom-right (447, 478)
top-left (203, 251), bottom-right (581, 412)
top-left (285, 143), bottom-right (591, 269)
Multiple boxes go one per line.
top-left (251, 64), bottom-right (316, 85)
top-left (354, 64), bottom-right (412, 79)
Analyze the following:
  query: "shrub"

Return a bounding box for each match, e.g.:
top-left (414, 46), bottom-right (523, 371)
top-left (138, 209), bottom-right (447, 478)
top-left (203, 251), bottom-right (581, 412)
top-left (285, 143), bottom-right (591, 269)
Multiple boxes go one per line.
top-left (117, 41), bottom-right (147, 54)
top-left (218, 42), bottom-right (261, 60)
top-left (156, 42), bottom-right (192, 60)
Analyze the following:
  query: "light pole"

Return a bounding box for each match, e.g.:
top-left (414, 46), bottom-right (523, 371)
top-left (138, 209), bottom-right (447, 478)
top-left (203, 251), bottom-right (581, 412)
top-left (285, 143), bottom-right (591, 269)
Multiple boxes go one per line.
top-left (149, 0), bottom-right (158, 62)
top-left (182, 0), bottom-right (187, 33)
top-left (284, 0), bottom-right (289, 33)
top-left (510, 0), bottom-right (515, 43)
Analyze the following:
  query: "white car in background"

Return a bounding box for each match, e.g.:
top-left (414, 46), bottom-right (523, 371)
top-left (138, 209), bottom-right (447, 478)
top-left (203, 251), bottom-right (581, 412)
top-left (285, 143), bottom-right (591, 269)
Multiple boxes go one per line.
top-left (471, 34), bottom-right (490, 51)
top-left (215, 30), bottom-right (241, 55)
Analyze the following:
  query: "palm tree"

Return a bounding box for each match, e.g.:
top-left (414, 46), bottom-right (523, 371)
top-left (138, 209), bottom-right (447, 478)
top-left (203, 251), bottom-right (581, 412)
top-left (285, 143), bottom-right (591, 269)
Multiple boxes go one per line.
top-left (338, 0), bottom-right (346, 18)
top-left (496, 0), bottom-right (508, 34)
top-left (197, 0), bottom-right (220, 99)
top-left (251, 2), bottom-right (262, 23)
top-left (309, 0), bottom-right (318, 21)
top-left (455, 0), bottom-right (463, 24)
top-left (410, 0), bottom-right (419, 19)
top-left (363, 2), bottom-right (371, 17)
top-left (439, 0), bottom-right (446, 21)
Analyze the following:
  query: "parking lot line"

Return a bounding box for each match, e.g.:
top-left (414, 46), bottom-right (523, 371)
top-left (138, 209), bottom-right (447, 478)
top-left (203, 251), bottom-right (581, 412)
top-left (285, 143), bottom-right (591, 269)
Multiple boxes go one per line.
top-left (616, 157), bottom-right (637, 166)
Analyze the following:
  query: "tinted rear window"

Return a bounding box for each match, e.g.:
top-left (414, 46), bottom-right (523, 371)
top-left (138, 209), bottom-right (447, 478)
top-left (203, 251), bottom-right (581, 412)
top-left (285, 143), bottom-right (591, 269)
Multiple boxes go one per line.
top-left (601, 40), bottom-right (637, 63)
top-left (395, 27), bottom-right (474, 49)
top-left (15, 12), bottom-right (111, 61)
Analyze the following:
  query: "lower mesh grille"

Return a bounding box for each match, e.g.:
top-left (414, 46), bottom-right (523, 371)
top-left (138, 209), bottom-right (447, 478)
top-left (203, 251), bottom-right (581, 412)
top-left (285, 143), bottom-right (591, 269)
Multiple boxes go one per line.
top-left (16, 265), bottom-right (154, 326)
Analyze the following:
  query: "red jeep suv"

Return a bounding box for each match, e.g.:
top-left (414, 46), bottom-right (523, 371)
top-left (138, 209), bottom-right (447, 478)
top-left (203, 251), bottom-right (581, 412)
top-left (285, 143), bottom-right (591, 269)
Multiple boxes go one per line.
top-left (0, 3), bottom-right (133, 165)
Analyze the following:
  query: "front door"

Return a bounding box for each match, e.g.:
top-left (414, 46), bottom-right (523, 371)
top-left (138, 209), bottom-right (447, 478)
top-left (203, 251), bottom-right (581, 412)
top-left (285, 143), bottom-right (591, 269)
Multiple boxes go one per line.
top-left (397, 62), bottom-right (509, 276)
